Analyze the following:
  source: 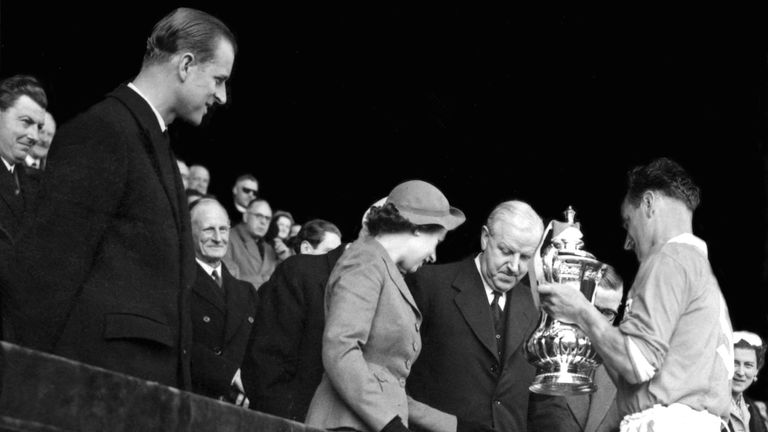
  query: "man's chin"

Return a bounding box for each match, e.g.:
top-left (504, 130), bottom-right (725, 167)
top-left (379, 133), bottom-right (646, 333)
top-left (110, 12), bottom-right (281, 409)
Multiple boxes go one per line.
top-left (493, 277), bottom-right (517, 292)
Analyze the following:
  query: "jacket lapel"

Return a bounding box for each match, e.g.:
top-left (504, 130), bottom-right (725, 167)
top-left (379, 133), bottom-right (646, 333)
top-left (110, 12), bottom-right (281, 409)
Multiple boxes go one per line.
top-left (192, 264), bottom-right (226, 313)
top-left (107, 85), bottom-right (182, 242)
top-left (452, 258), bottom-right (498, 361)
top-left (0, 166), bottom-right (22, 220)
top-left (583, 366), bottom-right (616, 432)
top-left (503, 276), bottom-right (537, 367)
top-left (223, 265), bottom-right (251, 343)
top-left (371, 238), bottom-right (421, 318)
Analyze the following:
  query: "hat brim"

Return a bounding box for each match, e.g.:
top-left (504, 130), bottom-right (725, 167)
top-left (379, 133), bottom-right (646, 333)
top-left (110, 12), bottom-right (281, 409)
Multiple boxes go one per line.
top-left (399, 206), bottom-right (466, 231)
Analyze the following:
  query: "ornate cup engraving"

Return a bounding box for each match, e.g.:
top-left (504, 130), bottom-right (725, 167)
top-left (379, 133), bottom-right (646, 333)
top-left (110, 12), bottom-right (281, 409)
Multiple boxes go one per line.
top-left (526, 206), bottom-right (606, 396)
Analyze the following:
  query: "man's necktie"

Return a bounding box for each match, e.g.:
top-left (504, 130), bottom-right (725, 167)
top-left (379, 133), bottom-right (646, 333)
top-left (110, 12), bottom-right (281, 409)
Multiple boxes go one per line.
top-left (491, 291), bottom-right (504, 359)
top-left (211, 269), bottom-right (222, 288)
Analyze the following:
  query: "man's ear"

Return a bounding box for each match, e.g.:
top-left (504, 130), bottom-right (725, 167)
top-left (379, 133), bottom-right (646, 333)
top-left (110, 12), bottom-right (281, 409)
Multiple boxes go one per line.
top-left (177, 52), bottom-right (196, 81)
top-left (300, 241), bottom-right (313, 254)
top-left (480, 225), bottom-right (490, 252)
top-left (641, 191), bottom-right (655, 218)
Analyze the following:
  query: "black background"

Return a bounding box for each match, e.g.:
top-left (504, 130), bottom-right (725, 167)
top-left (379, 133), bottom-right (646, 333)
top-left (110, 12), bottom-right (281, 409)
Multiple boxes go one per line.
top-left (2, 3), bottom-right (767, 398)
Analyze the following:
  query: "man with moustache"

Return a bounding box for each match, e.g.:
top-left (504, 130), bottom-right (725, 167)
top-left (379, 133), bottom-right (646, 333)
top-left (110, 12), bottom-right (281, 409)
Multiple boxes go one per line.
top-left (11, 8), bottom-right (236, 389)
top-left (406, 200), bottom-right (547, 431)
top-left (189, 198), bottom-right (256, 406)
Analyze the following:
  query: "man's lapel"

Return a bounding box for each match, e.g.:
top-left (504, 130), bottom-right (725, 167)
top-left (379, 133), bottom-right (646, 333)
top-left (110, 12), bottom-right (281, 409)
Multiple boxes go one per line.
top-left (192, 264), bottom-right (226, 313)
top-left (502, 276), bottom-right (537, 367)
top-left (583, 366), bottom-right (616, 432)
top-left (222, 266), bottom-right (251, 343)
top-left (452, 258), bottom-right (499, 361)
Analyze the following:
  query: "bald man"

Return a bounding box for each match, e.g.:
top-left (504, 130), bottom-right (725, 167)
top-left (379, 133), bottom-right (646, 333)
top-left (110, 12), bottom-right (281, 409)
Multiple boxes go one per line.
top-left (189, 198), bottom-right (256, 405)
top-left (188, 164), bottom-right (210, 194)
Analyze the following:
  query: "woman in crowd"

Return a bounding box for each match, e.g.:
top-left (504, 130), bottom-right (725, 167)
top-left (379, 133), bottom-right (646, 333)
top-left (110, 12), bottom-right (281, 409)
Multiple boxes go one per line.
top-left (730, 331), bottom-right (767, 432)
top-left (305, 180), bottom-right (487, 432)
top-left (265, 210), bottom-right (295, 261)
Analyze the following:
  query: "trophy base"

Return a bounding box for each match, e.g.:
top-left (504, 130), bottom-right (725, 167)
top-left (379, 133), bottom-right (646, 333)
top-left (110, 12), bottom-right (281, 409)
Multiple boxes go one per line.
top-left (528, 372), bottom-right (596, 396)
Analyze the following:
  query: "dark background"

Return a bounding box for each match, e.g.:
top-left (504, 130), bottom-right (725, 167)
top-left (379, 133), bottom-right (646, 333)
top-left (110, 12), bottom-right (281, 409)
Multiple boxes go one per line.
top-left (2, 4), bottom-right (767, 398)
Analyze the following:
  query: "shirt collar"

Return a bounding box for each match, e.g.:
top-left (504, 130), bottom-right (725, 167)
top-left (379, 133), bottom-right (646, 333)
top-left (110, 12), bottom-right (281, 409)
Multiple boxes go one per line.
top-left (127, 82), bottom-right (167, 132)
top-left (474, 254), bottom-right (506, 310)
top-left (196, 258), bottom-right (222, 276)
top-left (1, 157), bottom-right (14, 173)
top-left (666, 233), bottom-right (708, 257)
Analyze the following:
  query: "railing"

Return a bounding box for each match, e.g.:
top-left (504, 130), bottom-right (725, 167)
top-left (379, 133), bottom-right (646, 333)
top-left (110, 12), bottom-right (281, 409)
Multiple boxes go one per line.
top-left (0, 342), bottom-right (322, 432)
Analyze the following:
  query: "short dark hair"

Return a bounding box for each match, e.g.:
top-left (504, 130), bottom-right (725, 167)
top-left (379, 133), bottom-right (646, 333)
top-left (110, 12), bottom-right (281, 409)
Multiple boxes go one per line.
top-left (143, 7), bottom-right (237, 66)
top-left (365, 203), bottom-right (443, 237)
top-left (295, 219), bottom-right (342, 252)
top-left (625, 157), bottom-right (700, 211)
top-left (265, 210), bottom-right (295, 242)
top-left (0, 75), bottom-right (47, 111)
top-left (599, 264), bottom-right (623, 292)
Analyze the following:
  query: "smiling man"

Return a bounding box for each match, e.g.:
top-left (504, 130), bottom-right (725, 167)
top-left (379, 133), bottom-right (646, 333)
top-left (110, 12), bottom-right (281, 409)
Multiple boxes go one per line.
top-left (538, 158), bottom-right (733, 431)
top-left (11, 8), bottom-right (237, 390)
top-left (0, 75), bottom-right (47, 242)
top-left (189, 198), bottom-right (256, 406)
top-left (406, 200), bottom-right (547, 432)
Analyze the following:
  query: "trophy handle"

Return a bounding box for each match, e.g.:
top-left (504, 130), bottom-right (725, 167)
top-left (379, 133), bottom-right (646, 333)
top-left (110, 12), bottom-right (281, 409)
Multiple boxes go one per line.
top-left (529, 220), bottom-right (554, 309)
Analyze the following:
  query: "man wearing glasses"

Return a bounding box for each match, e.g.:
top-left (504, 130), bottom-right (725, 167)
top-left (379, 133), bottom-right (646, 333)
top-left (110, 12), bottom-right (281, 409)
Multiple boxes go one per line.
top-left (229, 174), bottom-right (259, 223)
top-left (529, 265), bottom-right (624, 432)
top-left (223, 198), bottom-right (277, 290)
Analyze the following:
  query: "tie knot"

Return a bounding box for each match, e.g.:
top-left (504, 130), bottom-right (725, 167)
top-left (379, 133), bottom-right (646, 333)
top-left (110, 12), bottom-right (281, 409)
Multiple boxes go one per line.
top-left (211, 269), bottom-right (222, 287)
top-left (491, 291), bottom-right (502, 306)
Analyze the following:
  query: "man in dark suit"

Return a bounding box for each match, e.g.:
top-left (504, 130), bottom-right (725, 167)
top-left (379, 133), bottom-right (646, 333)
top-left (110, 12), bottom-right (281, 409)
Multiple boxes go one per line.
top-left (242, 243), bottom-right (345, 421)
top-left (406, 200), bottom-right (547, 432)
top-left (0, 75), bottom-right (47, 244)
top-left (188, 198), bottom-right (256, 405)
top-left (528, 265), bottom-right (624, 432)
top-left (0, 75), bottom-right (47, 340)
top-left (9, 8), bottom-right (236, 389)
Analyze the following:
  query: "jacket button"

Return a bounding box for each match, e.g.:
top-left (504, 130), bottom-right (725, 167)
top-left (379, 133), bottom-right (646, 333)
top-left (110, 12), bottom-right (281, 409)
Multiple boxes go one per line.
top-left (415, 323), bottom-right (420, 332)
top-left (412, 342), bottom-right (418, 351)
top-left (399, 378), bottom-right (406, 387)
top-left (213, 347), bottom-right (222, 356)
top-left (203, 316), bottom-right (211, 323)
top-left (247, 316), bottom-right (254, 324)
top-left (405, 360), bottom-right (411, 369)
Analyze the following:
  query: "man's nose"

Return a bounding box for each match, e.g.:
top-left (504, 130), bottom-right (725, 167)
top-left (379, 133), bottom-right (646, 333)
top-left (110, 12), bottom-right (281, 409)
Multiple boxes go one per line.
top-left (215, 85), bottom-right (227, 105)
top-left (27, 126), bottom-right (40, 143)
top-left (505, 254), bottom-right (520, 274)
top-left (426, 251), bottom-right (436, 264)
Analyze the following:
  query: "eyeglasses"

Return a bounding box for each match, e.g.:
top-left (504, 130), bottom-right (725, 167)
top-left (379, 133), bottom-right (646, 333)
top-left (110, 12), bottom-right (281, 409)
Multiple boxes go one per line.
top-left (247, 212), bottom-right (271, 222)
top-left (596, 307), bottom-right (618, 323)
top-left (734, 331), bottom-right (764, 347)
top-left (241, 187), bottom-right (258, 196)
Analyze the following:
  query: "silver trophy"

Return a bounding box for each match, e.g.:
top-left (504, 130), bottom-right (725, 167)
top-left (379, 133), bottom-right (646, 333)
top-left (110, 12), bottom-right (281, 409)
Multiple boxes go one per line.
top-left (525, 206), bottom-right (607, 396)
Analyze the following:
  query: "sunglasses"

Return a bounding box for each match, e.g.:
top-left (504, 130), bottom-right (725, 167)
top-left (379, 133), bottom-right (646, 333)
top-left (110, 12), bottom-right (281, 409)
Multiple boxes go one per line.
top-left (734, 331), bottom-right (764, 347)
top-left (241, 187), bottom-right (259, 196)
